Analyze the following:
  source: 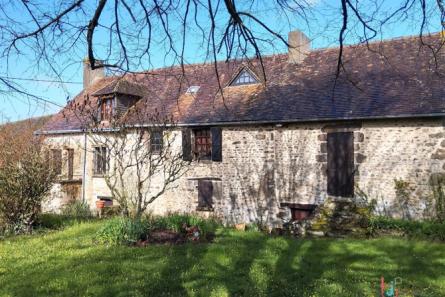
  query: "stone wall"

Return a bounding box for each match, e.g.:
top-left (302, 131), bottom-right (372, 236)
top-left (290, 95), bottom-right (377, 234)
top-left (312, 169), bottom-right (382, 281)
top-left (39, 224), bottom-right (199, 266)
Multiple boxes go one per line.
top-left (43, 134), bottom-right (85, 212)
top-left (357, 119), bottom-right (445, 219)
top-left (43, 118), bottom-right (445, 224)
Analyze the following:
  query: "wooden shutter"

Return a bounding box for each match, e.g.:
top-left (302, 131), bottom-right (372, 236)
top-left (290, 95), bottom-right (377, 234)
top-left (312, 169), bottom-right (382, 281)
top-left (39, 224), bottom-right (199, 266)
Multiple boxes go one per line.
top-left (51, 149), bottom-right (62, 175)
top-left (97, 99), bottom-right (102, 122)
top-left (211, 127), bottom-right (222, 162)
top-left (198, 180), bottom-right (213, 209)
top-left (182, 128), bottom-right (192, 161)
top-left (327, 132), bottom-right (354, 197)
top-left (67, 149), bottom-right (74, 180)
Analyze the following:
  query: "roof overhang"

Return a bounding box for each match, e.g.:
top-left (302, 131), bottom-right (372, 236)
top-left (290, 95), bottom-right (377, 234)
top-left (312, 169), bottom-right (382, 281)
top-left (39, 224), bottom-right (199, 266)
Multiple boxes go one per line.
top-left (35, 112), bottom-right (445, 135)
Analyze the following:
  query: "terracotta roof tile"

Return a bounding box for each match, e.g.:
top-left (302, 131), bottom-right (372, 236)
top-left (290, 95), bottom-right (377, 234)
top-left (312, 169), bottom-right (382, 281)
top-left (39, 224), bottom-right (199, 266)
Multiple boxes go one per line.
top-left (41, 33), bottom-right (445, 133)
top-left (92, 79), bottom-right (145, 97)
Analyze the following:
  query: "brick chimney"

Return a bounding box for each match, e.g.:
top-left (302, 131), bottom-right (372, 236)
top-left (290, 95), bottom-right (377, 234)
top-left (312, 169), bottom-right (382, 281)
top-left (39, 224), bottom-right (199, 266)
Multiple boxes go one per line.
top-left (288, 30), bottom-right (310, 64)
top-left (83, 58), bottom-right (105, 89)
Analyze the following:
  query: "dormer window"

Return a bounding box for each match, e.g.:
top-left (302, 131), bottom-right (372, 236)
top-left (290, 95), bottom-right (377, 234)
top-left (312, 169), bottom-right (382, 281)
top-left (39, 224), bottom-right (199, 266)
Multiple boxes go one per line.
top-left (230, 69), bottom-right (258, 86)
top-left (100, 96), bottom-right (114, 121)
top-left (92, 80), bottom-right (145, 122)
top-left (186, 86), bottom-right (200, 94)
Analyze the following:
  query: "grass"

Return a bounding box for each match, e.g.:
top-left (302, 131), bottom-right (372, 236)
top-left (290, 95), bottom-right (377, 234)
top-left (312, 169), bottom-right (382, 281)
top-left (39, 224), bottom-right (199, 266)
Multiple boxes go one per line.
top-left (1, 221), bottom-right (445, 297)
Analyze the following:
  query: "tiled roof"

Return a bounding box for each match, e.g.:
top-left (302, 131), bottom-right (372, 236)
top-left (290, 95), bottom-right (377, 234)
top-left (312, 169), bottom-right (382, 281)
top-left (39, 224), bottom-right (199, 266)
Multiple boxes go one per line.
top-left (91, 79), bottom-right (145, 97)
top-left (41, 34), bottom-right (445, 133)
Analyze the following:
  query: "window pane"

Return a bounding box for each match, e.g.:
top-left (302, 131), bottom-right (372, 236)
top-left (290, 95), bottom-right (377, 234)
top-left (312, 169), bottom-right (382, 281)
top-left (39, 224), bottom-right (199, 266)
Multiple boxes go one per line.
top-left (94, 147), bottom-right (108, 174)
top-left (151, 131), bottom-right (163, 153)
top-left (100, 97), bottom-right (113, 121)
top-left (232, 70), bottom-right (257, 86)
top-left (194, 129), bottom-right (211, 159)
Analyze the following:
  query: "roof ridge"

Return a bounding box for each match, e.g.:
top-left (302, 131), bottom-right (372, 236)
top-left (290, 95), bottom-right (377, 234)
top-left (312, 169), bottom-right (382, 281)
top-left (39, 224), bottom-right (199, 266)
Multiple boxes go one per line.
top-left (110, 32), bottom-right (441, 76)
top-left (309, 32), bottom-right (443, 53)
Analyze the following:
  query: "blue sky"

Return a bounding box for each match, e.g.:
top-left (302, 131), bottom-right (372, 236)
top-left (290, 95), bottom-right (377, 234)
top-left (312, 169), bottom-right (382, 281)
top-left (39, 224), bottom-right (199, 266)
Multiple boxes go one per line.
top-left (0, 0), bottom-right (442, 123)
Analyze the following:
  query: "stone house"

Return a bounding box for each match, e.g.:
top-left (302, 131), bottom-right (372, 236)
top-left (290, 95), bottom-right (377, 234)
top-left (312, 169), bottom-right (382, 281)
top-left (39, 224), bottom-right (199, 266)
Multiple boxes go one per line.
top-left (37, 31), bottom-right (445, 226)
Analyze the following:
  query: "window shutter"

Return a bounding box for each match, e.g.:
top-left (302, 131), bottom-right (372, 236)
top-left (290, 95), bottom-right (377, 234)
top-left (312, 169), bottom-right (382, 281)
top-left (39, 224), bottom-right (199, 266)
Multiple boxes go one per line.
top-left (97, 99), bottom-right (102, 122)
top-left (182, 128), bottom-right (192, 161)
top-left (211, 127), bottom-right (222, 162)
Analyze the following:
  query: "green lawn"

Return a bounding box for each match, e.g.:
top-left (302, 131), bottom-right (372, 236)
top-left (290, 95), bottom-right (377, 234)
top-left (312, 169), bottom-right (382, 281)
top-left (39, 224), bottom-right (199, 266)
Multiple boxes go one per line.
top-left (1, 221), bottom-right (444, 297)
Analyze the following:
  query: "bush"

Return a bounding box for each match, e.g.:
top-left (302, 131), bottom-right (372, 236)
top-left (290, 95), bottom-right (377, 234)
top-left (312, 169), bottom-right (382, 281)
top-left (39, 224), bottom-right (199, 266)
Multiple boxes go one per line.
top-left (95, 217), bottom-right (150, 245)
top-left (369, 216), bottom-right (445, 241)
top-left (61, 201), bottom-right (92, 219)
top-left (0, 150), bottom-right (56, 235)
top-left (35, 213), bottom-right (69, 230)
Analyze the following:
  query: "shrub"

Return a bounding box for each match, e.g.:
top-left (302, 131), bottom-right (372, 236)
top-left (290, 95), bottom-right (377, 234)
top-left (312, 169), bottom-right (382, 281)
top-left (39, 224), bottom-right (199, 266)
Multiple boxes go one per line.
top-left (429, 173), bottom-right (445, 221)
top-left (61, 200), bottom-right (92, 219)
top-left (35, 213), bottom-right (68, 230)
top-left (0, 150), bottom-right (56, 235)
top-left (369, 216), bottom-right (445, 241)
top-left (95, 217), bottom-right (150, 245)
top-left (394, 179), bottom-right (414, 220)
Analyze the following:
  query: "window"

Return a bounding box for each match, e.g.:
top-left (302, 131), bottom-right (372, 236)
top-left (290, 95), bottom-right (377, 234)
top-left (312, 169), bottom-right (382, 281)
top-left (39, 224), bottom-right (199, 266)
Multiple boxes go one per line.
top-left (182, 127), bottom-right (222, 162)
top-left (150, 130), bottom-right (163, 153)
top-left (51, 149), bottom-right (62, 175)
top-left (230, 69), bottom-right (258, 86)
top-left (193, 129), bottom-right (212, 159)
top-left (93, 147), bottom-right (108, 175)
top-left (197, 180), bottom-right (213, 210)
top-left (185, 86), bottom-right (200, 94)
top-left (100, 97), bottom-right (113, 121)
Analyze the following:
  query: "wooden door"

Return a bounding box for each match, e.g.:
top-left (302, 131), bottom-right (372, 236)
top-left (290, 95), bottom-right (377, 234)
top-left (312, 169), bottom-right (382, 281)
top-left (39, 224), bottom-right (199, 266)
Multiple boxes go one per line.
top-left (327, 132), bottom-right (354, 197)
top-left (198, 180), bottom-right (213, 209)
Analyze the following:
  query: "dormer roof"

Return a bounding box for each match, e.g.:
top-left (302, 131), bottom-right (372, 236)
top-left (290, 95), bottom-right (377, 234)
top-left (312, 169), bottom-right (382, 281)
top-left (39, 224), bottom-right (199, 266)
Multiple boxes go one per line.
top-left (92, 79), bottom-right (146, 98)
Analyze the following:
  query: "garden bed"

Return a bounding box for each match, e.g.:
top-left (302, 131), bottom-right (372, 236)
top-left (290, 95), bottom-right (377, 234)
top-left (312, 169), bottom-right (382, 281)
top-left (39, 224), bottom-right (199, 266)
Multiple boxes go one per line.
top-left (94, 214), bottom-right (220, 246)
top-left (135, 227), bottom-right (215, 246)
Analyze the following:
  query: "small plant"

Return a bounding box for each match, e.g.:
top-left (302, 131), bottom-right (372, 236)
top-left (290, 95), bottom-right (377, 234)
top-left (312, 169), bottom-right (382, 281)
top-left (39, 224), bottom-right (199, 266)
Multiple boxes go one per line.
top-left (245, 223), bottom-right (261, 232)
top-left (394, 179), bottom-right (414, 220)
top-left (429, 173), bottom-right (445, 222)
top-left (61, 200), bottom-right (93, 219)
top-left (95, 217), bottom-right (150, 245)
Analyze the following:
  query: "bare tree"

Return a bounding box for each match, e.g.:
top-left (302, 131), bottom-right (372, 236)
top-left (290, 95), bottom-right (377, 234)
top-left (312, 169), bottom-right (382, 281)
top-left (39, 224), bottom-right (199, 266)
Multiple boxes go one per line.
top-left (0, 116), bottom-right (50, 167)
top-left (88, 109), bottom-right (189, 218)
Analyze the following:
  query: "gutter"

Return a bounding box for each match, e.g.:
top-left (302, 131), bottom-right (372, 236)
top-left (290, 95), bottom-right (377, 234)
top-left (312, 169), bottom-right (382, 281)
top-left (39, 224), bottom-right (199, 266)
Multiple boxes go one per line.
top-left (34, 112), bottom-right (445, 135)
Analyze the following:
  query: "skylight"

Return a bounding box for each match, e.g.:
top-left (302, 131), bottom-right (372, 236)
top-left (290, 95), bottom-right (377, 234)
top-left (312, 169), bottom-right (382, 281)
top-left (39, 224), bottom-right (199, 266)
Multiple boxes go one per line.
top-left (186, 86), bottom-right (200, 94)
top-left (230, 69), bottom-right (258, 86)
